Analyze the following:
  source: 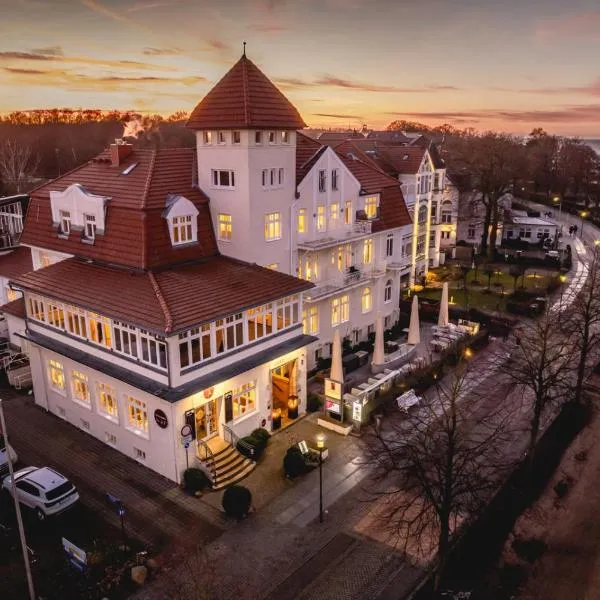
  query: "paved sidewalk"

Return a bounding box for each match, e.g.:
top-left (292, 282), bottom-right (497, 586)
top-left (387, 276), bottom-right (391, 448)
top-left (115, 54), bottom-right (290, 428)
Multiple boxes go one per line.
top-left (1, 391), bottom-right (225, 550)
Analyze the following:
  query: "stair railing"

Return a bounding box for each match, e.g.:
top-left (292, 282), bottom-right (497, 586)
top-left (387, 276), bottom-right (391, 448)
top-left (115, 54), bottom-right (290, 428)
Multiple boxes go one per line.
top-left (223, 423), bottom-right (256, 459)
top-left (196, 439), bottom-right (216, 485)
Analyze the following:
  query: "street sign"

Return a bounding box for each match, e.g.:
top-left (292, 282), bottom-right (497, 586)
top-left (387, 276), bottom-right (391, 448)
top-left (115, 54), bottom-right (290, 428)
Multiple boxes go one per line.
top-left (184, 440), bottom-right (191, 449)
top-left (181, 424), bottom-right (192, 438)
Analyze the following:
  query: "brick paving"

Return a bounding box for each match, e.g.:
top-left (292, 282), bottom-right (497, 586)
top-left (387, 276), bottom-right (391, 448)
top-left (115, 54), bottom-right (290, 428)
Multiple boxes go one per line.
top-left (1, 391), bottom-right (225, 551)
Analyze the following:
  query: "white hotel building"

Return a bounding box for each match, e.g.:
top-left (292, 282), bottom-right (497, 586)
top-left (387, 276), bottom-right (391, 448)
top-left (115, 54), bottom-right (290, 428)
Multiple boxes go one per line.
top-left (2, 53), bottom-right (416, 485)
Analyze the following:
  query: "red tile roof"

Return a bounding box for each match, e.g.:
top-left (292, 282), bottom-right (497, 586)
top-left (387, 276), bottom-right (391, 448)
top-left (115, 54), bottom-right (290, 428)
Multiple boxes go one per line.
top-left (317, 132), bottom-right (365, 142)
top-left (12, 256), bottom-right (313, 334)
top-left (187, 55), bottom-right (306, 130)
top-left (1, 297), bottom-right (25, 319)
top-left (296, 132), bottom-right (326, 186)
top-left (0, 246), bottom-right (33, 279)
top-left (377, 146), bottom-right (427, 175)
top-left (20, 147), bottom-right (218, 270)
top-left (333, 141), bottom-right (412, 233)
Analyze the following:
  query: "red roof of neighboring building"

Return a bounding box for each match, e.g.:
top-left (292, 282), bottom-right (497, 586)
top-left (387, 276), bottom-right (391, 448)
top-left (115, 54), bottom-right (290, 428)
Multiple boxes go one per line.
top-left (12, 256), bottom-right (313, 334)
top-left (0, 246), bottom-right (33, 279)
top-left (317, 132), bottom-right (365, 143)
top-left (377, 146), bottom-right (427, 175)
top-left (296, 132), bottom-right (326, 185)
top-left (0, 297), bottom-right (26, 319)
top-left (187, 55), bottom-right (306, 130)
top-left (20, 147), bottom-right (218, 270)
top-left (333, 141), bottom-right (412, 233)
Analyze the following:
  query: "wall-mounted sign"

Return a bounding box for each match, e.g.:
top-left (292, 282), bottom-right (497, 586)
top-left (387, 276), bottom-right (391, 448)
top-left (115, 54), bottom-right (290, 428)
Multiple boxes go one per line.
top-left (181, 424), bottom-right (192, 438)
top-left (325, 399), bottom-right (341, 415)
top-left (203, 387), bottom-right (214, 399)
top-left (352, 401), bottom-right (362, 422)
top-left (154, 409), bottom-right (168, 429)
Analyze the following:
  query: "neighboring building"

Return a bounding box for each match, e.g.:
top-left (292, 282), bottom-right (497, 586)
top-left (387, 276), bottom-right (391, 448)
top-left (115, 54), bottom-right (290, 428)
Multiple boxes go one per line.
top-left (456, 191), bottom-right (512, 249)
top-left (437, 175), bottom-right (459, 252)
top-left (294, 135), bottom-right (412, 368)
top-left (502, 211), bottom-right (558, 246)
top-left (0, 194), bottom-right (27, 253)
top-left (9, 56), bottom-right (320, 487)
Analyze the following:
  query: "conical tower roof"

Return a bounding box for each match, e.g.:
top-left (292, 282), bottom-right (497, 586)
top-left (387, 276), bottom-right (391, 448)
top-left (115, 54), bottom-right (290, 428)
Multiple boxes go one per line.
top-left (186, 54), bottom-right (306, 130)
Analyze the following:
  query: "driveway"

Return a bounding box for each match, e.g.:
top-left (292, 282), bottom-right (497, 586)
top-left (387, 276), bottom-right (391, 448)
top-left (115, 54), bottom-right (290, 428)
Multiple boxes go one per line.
top-left (0, 389), bottom-right (225, 552)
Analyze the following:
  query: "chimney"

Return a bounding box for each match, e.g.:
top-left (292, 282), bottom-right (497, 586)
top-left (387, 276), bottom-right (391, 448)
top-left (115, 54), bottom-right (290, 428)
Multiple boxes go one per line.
top-left (110, 139), bottom-right (133, 167)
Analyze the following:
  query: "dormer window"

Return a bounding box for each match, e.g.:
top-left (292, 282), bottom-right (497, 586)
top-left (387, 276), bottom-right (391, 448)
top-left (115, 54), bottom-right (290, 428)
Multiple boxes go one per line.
top-left (84, 214), bottom-right (96, 241)
top-left (268, 131), bottom-right (276, 144)
top-left (233, 131), bottom-right (241, 144)
top-left (255, 131), bottom-right (263, 145)
top-left (172, 215), bottom-right (193, 244)
top-left (218, 131), bottom-right (226, 145)
top-left (364, 196), bottom-right (378, 219)
top-left (281, 131), bottom-right (290, 144)
top-left (203, 131), bottom-right (212, 144)
top-left (59, 210), bottom-right (71, 235)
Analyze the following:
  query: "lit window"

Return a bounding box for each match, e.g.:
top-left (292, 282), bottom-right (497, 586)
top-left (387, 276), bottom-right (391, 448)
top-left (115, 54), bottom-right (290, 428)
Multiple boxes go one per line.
top-left (344, 200), bottom-right (352, 225)
top-left (304, 257), bottom-right (319, 281)
top-left (268, 131), bottom-right (276, 144)
top-left (6, 288), bottom-right (18, 302)
top-left (363, 238), bottom-right (373, 264)
top-left (264, 212), bottom-right (282, 241)
top-left (233, 131), bottom-right (241, 144)
top-left (297, 208), bottom-right (306, 233)
top-left (318, 170), bottom-right (327, 193)
top-left (59, 210), bottom-right (71, 235)
top-left (66, 305), bottom-right (86, 338)
top-left (247, 304), bottom-right (274, 342)
top-left (281, 131), bottom-right (290, 144)
top-left (215, 313), bottom-right (244, 354)
top-left (275, 295), bottom-right (299, 330)
top-left (332, 169), bottom-right (339, 191)
top-left (97, 382), bottom-right (118, 421)
top-left (218, 213), bottom-right (232, 241)
top-left (28, 296), bottom-right (46, 322)
top-left (330, 202), bottom-right (339, 225)
top-left (232, 382), bottom-right (256, 420)
top-left (127, 396), bottom-right (148, 436)
top-left (71, 371), bottom-right (90, 406)
top-left (47, 303), bottom-right (65, 329)
top-left (331, 295), bottom-right (349, 326)
top-left (88, 313), bottom-right (112, 348)
top-left (218, 131), bottom-right (226, 145)
top-left (255, 131), bottom-right (263, 145)
top-left (362, 287), bottom-right (372, 313)
top-left (172, 215), bottom-right (193, 244)
top-left (266, 263), bottom-right (279, 270)
top-left (84, 214), bottom-right (96, 241)
top-left (39, 253), bottom-right (53, 268)
top-left (203, 131), bottom-right (212, 144)
top-left (384, 279), bottom-right (393, 303)
top-left (48, 359), bottom-right (65, 393)
top-left (316, 205), bottom-right (326, 232)
top-left (302, 306), bottom-right (319, 334)
top-left (364, 197), bottom-right (378, 219)
top-left (211, 169), bottom-right (235, 188)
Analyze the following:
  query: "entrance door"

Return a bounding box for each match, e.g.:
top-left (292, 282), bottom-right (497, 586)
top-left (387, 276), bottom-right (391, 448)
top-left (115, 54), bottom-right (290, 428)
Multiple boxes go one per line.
top-left (195, 399), bottom-right (219, 440)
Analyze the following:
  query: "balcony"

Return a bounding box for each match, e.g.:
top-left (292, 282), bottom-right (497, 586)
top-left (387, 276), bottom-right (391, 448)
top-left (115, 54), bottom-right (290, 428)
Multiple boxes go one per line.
top-left (296, 220), bottom-right (373, 251)
top-left (303, 262), bottom-right (388, 302)
top-left (387, 257), bottom-right (412, 272)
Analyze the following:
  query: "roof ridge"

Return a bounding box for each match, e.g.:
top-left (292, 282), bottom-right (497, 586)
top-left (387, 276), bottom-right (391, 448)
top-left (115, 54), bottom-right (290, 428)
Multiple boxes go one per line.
top-left (148, 271), bottom-right (173, 333)
top-left (140, 148), bottom-right (157, 210)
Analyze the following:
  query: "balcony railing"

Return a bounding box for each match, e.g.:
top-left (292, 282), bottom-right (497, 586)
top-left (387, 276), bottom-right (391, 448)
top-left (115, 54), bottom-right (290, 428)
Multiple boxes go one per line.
top-left (296, 220), bottom-right (373, 251)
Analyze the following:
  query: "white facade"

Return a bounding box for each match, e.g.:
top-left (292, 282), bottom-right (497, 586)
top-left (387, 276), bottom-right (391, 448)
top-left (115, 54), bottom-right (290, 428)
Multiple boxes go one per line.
top-left (295, 148), bottom-right (409, 369)
top-left (430, 173), bottom-right (459, 261)
top-left (195, 129), bottom-right (297, 273)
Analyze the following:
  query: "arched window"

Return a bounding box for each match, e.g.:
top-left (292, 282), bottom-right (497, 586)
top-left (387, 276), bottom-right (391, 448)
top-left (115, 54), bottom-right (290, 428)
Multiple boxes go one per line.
top-left (418, 205), bottom-right (428, 224)
top-left (384, 280), bottom-right (393, 303)
top-left (361, 287), bottom-right (372, 313)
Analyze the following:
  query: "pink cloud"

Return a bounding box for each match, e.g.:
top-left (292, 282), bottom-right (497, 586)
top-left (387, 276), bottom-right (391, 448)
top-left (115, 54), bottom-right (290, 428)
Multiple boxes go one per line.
top-left (535, 11), bottom-right (600, 42)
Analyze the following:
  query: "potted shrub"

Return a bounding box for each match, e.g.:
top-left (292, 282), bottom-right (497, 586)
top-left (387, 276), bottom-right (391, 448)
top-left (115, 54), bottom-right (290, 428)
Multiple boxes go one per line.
top-left (183, 468), bottom-right (211, 494)
top-left (283, 446), bottom-right (310, 478)
top-left (287, 396), bottom-right (299, 419)
top-left (306, 393), bottom-right (322, 413)
top-left (222, 485), bottom-right (252, 520)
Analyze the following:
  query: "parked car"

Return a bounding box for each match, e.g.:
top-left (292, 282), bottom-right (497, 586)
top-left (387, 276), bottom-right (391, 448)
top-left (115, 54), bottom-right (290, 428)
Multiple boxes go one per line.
top-left (0, 437), bottom-right (17, 479)
top-left (1, 466), bottom-right (79, 520)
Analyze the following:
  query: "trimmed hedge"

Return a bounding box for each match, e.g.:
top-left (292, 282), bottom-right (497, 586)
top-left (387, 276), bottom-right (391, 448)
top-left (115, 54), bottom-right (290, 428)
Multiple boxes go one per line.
top-left (222, 485), bottom-right (252, 520)
top-left (307, 393), bottom-right (322, 413)
top-left (284, 446), bottom-right (311, 478)
top-left (183, 468), bottom-right (211, 493)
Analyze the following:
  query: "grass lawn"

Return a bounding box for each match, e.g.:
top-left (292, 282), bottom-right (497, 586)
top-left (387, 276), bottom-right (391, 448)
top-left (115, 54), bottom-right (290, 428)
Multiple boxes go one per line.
top-left (418, 287), bottom-right (509, 313)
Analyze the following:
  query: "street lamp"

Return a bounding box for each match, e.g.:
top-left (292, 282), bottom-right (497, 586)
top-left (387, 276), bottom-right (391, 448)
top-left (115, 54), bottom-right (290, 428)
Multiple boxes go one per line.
top-left (553, 196), bottom-right (562, 220)
top-left (559, 274), bottom-right (567, 325)
top-left (580, 211), bottom-right (589, 238)
top-left (316, 433), bottom-right (326, 523)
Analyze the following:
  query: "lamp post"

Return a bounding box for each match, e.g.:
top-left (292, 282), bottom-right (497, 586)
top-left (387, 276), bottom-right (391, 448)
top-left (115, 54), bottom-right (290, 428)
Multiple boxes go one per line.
top-left (0, 399), bottom-right (36, 600)
top-left (316, 433), bottom-right (325, 523)
top-left (553, 196), bottom-right (562, 220)
top-left (559, 274), bottom-right (567, 325)
top-left (581, 211), bottom-right (588, 238)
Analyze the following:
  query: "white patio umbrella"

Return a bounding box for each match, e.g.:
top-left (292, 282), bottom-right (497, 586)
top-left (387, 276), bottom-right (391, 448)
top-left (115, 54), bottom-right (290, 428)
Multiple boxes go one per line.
top-left (372, 312), bottom-right (385, 367)
top-left (438, 282), bottom-right (449, 327)
top-left (408, 294), bottom-right (421, 345)
top-left (330, 328), bottom-right (344, 383)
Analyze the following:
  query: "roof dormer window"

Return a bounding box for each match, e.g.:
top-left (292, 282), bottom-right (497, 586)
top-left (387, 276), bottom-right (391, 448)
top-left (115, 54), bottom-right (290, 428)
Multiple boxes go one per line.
top-left (164, 194), bottom-right (199, 247)
top-left (218, 131), bottom-right (226, 145)
top-left (268, 131), bottom-right (276, 144)
top-left (233, 131), bottom-right (241, 144)
top-left (255, 131), bottom-right (263, 145)
top-left (172, 215), bottom-right (193, 244)
top-left (203, 131), bottom-right (212, 145)
top-left (281, 131), bottom-right (290, 144)
top-left (59, 210), bottom-right (71, 235)
top-left (84, 214), bottom-right (96, 241)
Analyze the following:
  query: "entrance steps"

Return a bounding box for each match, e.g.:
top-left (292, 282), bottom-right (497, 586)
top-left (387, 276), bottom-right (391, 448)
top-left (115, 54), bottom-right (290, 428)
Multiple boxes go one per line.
top-left (211, 443), bottom-right (256, 490)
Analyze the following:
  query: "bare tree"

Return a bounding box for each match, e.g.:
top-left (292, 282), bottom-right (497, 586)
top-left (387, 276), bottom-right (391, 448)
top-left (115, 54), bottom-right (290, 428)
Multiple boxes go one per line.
top-left (506, 311), bottom-right (575, 465)
top-left (565, 243), bottom-right (600, 405)
top-left (362, 359), bottom-right (517, 590)
top-left (0, 139), bottom-right (39, 193)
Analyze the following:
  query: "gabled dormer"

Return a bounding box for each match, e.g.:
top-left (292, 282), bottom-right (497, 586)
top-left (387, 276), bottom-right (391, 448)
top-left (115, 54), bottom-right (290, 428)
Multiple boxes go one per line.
top-left (49, 183), bottom-right (109, 243)
top-left (163, 194), bottom-right (200, 247)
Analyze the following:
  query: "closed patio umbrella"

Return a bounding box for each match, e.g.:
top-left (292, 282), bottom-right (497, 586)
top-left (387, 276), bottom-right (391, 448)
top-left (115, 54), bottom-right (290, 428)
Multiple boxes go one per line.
top-left (372, 312), bottom-right (385, 367)
top-left (438, 282), bottom-right (449, 327)
top-left (408, 294), bottom-right (421, 345)
top-left (330, 328), bottom-right (344, 383)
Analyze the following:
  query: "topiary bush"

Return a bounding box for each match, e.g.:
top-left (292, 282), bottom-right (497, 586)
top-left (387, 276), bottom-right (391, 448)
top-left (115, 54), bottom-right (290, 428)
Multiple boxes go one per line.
top-left (222, 485), bottom-right (252, 520)
top-left (237, 434), bottom-right (267, 460)
top-left (183, 468), bottom-right (211, 493)
top-left (251, 428), bottom-right (270, 445)
top-left (283, 446), bottom-right (310, 478)
top-left (306, 393), bottom-right (322, 413)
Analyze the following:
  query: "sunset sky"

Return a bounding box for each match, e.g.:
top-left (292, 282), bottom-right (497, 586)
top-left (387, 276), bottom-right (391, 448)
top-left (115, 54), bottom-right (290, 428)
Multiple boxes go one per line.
top-left (2, 0), bottom-right (600, 135)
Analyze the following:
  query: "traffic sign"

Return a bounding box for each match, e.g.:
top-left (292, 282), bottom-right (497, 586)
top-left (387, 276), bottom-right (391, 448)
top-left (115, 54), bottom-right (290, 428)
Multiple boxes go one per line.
top-left (181, 424), bottom-right (192, 438)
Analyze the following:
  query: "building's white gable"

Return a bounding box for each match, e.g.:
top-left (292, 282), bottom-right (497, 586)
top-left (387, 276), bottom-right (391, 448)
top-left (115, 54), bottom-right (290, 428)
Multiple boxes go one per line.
top-left (163, 194), bottom-right (200, 246)
top-left (50, 183), bottom-right (109, 234)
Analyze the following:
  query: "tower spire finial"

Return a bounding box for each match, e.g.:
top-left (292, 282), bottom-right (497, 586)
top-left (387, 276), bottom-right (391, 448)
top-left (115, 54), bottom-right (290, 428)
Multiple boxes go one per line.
top-left (243, 41), bottom-right (246, 57)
